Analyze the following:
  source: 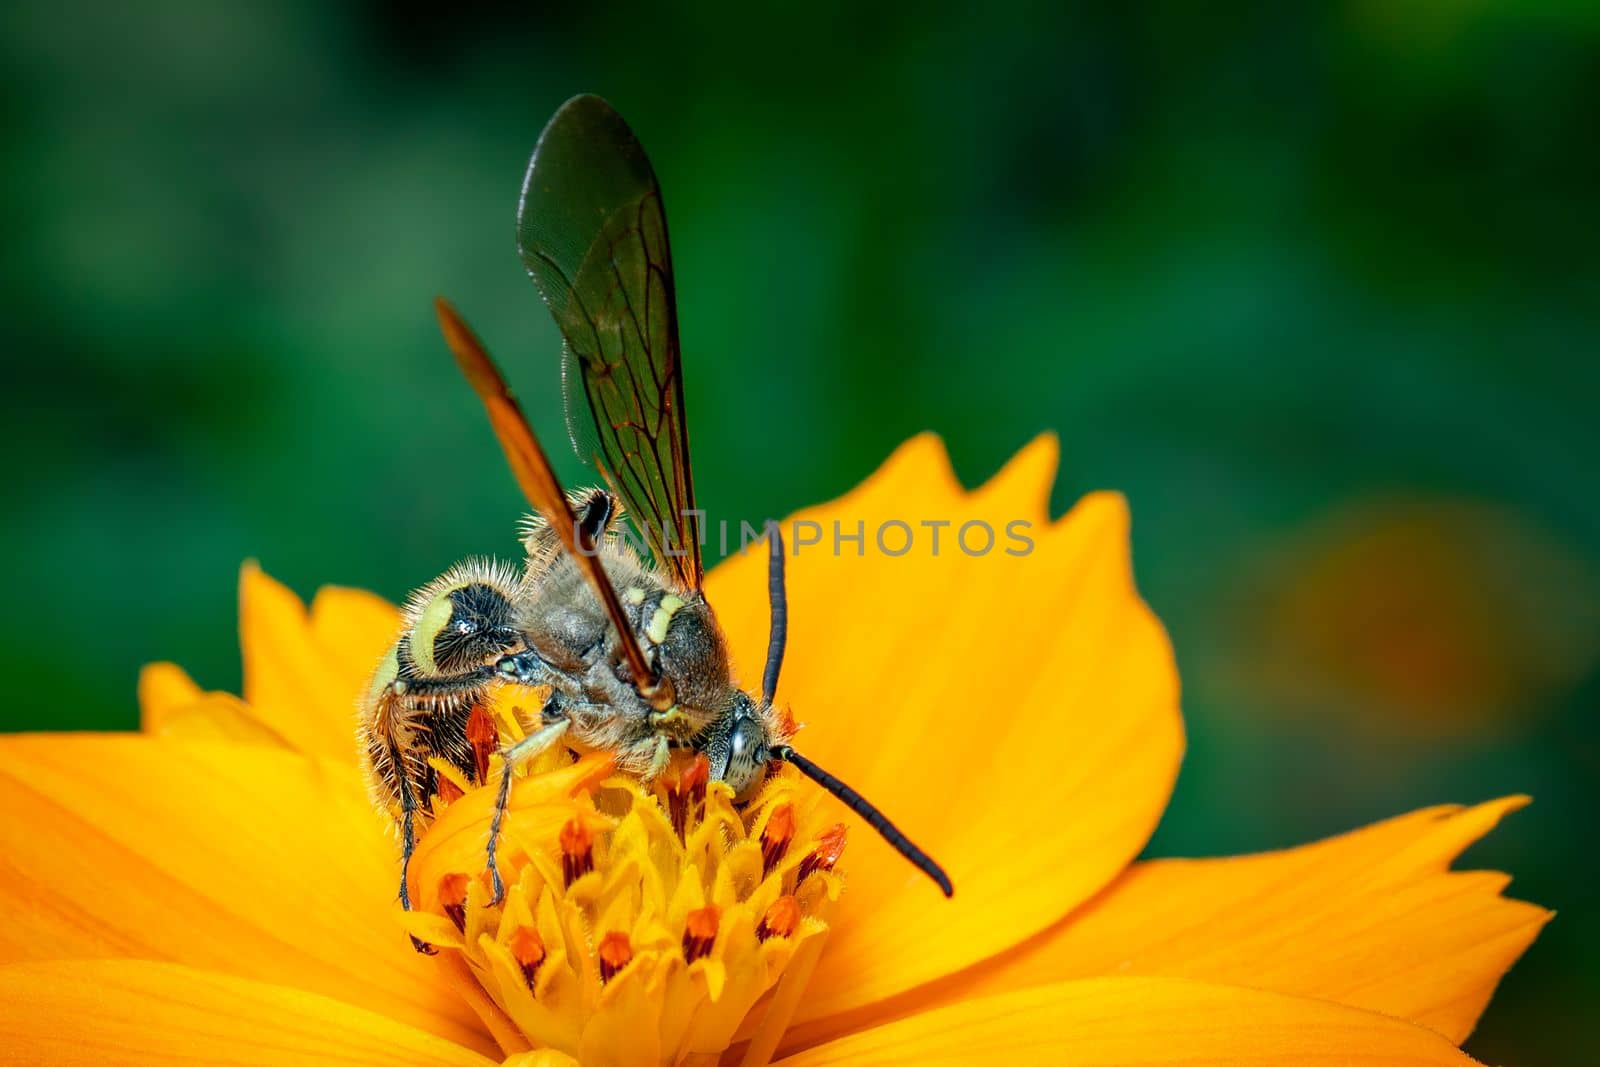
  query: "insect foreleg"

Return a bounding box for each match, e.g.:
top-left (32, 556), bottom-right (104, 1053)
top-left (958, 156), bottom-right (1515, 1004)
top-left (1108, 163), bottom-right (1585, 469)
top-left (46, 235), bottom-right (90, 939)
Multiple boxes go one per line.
top-left (485, 717), bottom-right (572, 903)
top-left (647, 734), bottom-right (672, 779)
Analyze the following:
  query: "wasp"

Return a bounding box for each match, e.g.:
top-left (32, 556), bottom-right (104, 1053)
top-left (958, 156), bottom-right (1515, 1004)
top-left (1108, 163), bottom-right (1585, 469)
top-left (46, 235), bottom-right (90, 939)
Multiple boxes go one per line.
top-left (358, 96), bottom-right (951, 939)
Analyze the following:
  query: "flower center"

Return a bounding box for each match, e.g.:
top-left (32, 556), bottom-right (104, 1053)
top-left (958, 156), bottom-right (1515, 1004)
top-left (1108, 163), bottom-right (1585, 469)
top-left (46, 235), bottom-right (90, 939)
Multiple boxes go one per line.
top-left (401, 716), bottom-right (846, 1067)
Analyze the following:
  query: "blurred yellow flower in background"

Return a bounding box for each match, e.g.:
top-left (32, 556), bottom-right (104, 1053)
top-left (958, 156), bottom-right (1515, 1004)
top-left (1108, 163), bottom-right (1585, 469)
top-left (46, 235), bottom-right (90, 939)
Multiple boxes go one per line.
top-left (0, 436), bottom-right (1548, 1065)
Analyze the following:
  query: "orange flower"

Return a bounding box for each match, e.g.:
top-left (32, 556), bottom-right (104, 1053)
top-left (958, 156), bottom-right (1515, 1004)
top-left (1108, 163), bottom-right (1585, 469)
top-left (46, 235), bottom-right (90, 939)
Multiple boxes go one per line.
top-left (0, 435), bottom-right (1547, 1065)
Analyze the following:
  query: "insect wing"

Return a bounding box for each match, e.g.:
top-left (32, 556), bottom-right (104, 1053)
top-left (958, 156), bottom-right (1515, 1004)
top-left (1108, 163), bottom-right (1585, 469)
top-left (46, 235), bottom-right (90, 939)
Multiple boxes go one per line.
top-left (434, 298), bottom-right (665, 704)
top-left (517, 94), bottom-right (703, 590)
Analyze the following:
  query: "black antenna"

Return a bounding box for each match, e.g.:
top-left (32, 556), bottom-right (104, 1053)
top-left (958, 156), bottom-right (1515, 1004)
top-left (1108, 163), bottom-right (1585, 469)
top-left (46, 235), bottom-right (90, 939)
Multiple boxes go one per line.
top-left (772, 743), bottom-right (953, 897)
top-left (762, 521), bottom-right (788, 706)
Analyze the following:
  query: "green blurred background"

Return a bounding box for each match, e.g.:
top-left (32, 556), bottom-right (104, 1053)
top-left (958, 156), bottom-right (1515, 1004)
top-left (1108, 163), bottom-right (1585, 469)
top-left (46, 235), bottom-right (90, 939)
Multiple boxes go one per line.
top-left (3, 2), bottom-right (1595, 1061)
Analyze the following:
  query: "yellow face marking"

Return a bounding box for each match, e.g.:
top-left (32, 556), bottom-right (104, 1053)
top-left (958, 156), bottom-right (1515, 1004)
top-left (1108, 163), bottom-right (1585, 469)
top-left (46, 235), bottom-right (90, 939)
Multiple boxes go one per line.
top-left (624, 587), bottom-right (647, 606)
top-left (646, 594), bottom-right (684, 645)
top-left (412, 593), bottom-right (455, 675)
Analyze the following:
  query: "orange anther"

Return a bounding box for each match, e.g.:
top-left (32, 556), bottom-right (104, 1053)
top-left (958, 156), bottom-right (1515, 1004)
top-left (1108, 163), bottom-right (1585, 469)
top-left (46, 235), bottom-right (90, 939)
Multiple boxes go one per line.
top-left (797, 823), bottom-right (848, 884)
top-left (664, 754), bottom-right (711, 839)
top-left (598, 930), bottom-right (633, 982)
top-left (559, 817), bottom-right (594, 886)
top-left (682, 904), bottom-right (720, 963)
top-left (508, 925), bottom-right (546, 989)
top-left (438, 872), bottom-right (470, 932)
top-left (760, 803), bottom-right (796, 877)
top-left (756, 895), bottom-right (800, 942)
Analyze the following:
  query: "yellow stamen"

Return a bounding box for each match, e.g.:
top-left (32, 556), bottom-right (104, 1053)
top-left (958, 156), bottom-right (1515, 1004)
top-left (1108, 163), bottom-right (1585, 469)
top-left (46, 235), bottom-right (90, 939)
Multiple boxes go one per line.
top-left (434, 945), bottom-right (532, 1057)
top-left (408, 752), bottom-right (844, 1067)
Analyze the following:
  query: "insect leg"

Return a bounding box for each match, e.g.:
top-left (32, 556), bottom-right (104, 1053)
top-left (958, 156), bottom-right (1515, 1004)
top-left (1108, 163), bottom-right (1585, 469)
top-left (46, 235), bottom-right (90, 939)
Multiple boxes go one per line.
top-left (646, 734), bottom-right (672, 779)
top-left (485, 716), bottom-right (572, 903)
top-left (387, 740), bottom-right (437, 954)
top-left (391, 741), bottom-right (420, 910)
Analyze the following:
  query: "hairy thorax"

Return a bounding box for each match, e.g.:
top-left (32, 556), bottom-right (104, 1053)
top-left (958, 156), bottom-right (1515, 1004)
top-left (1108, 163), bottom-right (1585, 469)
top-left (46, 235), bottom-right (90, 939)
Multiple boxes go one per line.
top-left (517, 544), bottom-right (736, 770)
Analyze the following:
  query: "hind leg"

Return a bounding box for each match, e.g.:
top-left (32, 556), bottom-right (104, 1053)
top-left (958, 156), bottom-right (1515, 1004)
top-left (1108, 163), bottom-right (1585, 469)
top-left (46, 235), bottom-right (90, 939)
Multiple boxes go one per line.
top-left (361, 670), bottom-right (494, 952)
top-left (385, 742), bottom-right (438, 954)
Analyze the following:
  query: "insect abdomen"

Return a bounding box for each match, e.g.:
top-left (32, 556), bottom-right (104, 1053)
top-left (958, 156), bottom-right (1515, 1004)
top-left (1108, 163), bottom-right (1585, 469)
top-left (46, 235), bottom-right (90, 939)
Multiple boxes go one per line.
top-left (358, 559), bottom-right (524, 826)
top-left (359, 640), bottom-right (487, 824)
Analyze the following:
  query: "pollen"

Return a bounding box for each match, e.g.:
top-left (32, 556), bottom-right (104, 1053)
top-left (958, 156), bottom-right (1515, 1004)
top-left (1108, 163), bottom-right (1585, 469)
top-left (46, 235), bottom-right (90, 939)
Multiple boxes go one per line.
top-left (404, 751), bottom-right (845, 1067)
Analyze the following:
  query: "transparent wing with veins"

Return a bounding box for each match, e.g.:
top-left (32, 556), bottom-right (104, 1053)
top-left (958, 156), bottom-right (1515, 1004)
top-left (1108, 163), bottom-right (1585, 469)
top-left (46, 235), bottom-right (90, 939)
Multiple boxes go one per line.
top-left (517, 94), bottom-right (702, 591)
top-left (434, 297), bottom-right (669, 707)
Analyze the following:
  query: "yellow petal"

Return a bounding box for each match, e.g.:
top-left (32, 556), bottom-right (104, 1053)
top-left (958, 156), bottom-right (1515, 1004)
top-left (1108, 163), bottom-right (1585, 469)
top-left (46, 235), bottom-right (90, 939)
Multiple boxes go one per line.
top-left (141, 660), bottom-right (296, 748)
top-left (502, 1053), bottom-right (582, 1067)
top-left (136, 661), bottom-right (202, 720)
top-left (705, 434), bottom-right (1184, 1026)
top-left (140, 691), bottom-right (298, 747)
top-left (909, 796), bottom-right (1547, 1046)
top-left (239, 562), bottom-right (366, 762)
top-left (0, 959), bottom-right (495, 1066)
top-left (771, 977), bottom-right (1481, 1067)
top-left (0, 734), bottom-right (495, 1059)
top-left (310, 584), bottom-right (403, 722)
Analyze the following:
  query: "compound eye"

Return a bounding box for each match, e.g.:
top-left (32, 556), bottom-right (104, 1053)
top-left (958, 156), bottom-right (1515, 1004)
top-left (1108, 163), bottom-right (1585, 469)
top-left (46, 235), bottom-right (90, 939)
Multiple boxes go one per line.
top-left (728, 719), bottom-right (759, 761)
top-left (725, 718), bottom-right (769, 800)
